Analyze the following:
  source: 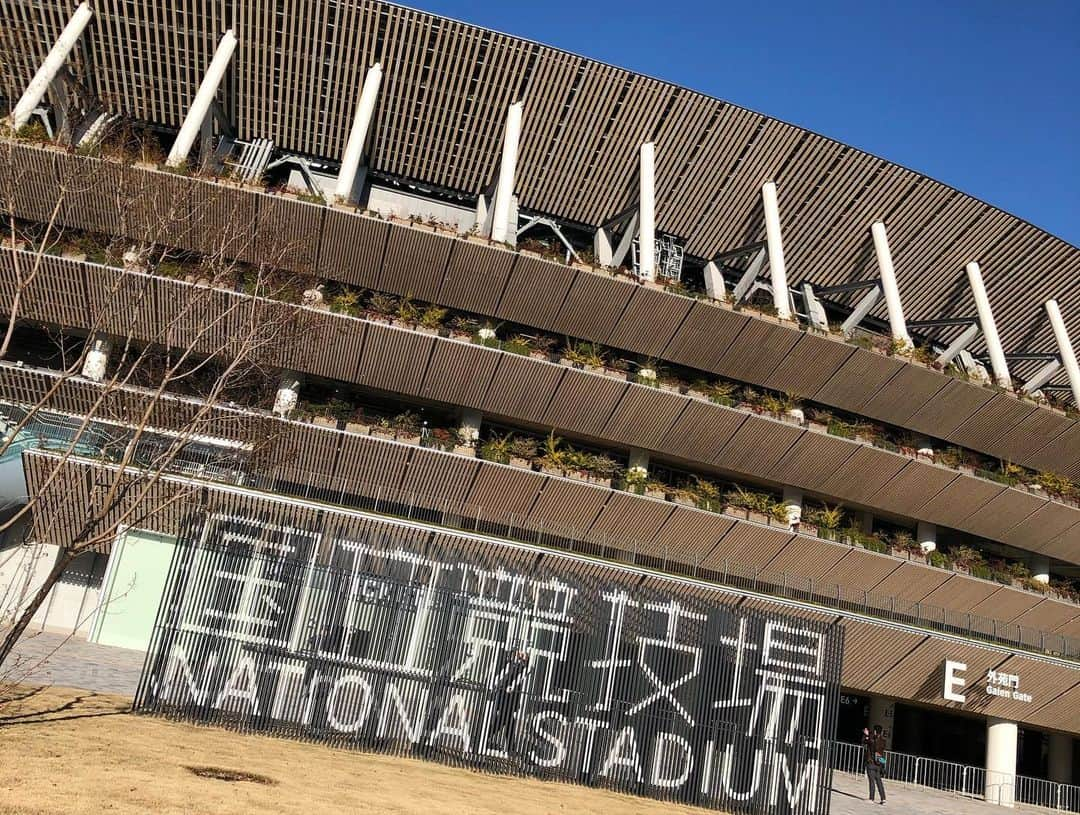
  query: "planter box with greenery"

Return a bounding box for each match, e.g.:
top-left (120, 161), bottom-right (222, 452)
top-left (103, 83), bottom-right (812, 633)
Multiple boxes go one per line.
top-left (391, 410), bottom-right (422, 443)
top-left (415, 305), bottom-right (448, 335)
top-left (371, 417), bottom-right (396, 438)
top-left (365, 293), bottom-right (397, 324)
top-left (478, 434), bottom-right (512, 465)
top-left (620, 468), bottom-right (648, 495)
top-left (888, 531), bottom-right (925, 562)
top-left (560, 341), bottom-right (606, 373)
top-left (645, 481), bottom-right (667, 500)
top-left (683, 380), bottom-right (710, 401)
top-left (421, 427), bottom-right (460, 453)
top-left (507, 436), bottom-right (537, 469)
top-left (803, 505), bottom-right (844, 540)
top-left (725, 486), bottom-right (786, 526)
top-left (723, 505), bottom-right (750, 521)
top-left (671, 488), bottom-right (696, 507)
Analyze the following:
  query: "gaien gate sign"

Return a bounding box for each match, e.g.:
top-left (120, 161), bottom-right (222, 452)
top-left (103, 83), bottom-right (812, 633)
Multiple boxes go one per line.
top-left (943, 661), bottom-right (1033, 705)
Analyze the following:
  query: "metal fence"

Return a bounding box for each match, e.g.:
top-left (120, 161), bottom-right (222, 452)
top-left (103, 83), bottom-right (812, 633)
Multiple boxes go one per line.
top-left (135, 511), bottom-right (845, 815)
top-left (5, 396), bottom-right (1080, 661)
top-left (826, 739), bottom-right (1080, 812)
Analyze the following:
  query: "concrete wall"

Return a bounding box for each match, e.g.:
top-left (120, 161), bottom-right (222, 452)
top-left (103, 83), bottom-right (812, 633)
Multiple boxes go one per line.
top-left (366, 184), bottom-right (477, 232)
top-left (0, 540), bottom-right (106, 636)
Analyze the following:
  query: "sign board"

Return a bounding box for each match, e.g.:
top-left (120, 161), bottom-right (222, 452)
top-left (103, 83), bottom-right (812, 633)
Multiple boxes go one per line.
top-left (942, 660), bottom-right (1032, 705)
top-left (136, 510), bottom-right (844, 815)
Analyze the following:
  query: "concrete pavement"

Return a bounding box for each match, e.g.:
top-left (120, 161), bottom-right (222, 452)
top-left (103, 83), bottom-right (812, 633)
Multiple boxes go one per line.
top-left (1, 629), bottom-right (144, 696)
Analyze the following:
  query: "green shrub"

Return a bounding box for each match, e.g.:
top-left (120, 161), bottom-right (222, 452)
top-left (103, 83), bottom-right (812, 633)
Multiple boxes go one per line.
top-left (562, 340), bottom-right (605, 368)
top-left (419, 305), bottom-right (448, 328)
top-left (928, 550), bottom-right (951, 570)
top-left (805, 504), bottom-right (844, 531)
top-left (509, 436), bottom-right (538, 461)
top-left (503, 337), bottom-right (532, 355)
top-left (478, 434), bottom-right (512, 464)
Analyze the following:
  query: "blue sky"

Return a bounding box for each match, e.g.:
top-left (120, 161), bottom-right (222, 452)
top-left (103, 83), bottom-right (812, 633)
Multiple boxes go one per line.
top-left (410, 0), bottom-right (1080, 247)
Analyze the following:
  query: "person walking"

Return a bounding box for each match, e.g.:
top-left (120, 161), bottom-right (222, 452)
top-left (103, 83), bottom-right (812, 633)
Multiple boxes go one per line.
top-left (862, 724), bottom-right (887, 804)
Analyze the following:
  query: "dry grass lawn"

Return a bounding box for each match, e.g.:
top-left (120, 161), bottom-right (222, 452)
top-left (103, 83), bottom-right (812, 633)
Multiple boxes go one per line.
top-left (0, 686), bottom-right (710, 815)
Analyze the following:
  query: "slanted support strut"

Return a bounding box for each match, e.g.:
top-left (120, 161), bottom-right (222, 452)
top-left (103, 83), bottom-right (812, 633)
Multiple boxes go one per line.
top-left (1046, 300), bottom-right (1080, 406)
top-left (965, 261), bottom-right (1011, 388)
top-left (10, 2), bottom-right (93, 131)
top-left (870, 221), bottom-right (912, 348)
top-left (490, 102), bottom-right (524, 246)
top-left (761, 182), bottom-right (792, 320)
top-left (166, 30), bottom-right (238, 168)
top-left (335, 63), bottom-right (383, 202)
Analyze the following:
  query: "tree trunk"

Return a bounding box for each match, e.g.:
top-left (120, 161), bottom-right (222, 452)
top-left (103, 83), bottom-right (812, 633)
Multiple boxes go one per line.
top-left (0, 546), bottom-right (77, 667)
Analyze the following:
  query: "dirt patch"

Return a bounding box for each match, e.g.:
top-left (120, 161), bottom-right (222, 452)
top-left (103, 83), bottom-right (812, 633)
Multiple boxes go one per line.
top-left (0, 685), bottom-right (712, 815)
top-left (186, 765), bottom-right (276, 785)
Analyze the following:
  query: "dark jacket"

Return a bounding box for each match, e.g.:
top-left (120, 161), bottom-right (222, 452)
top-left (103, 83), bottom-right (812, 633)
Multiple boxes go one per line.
top-left (863, 732), bottom-right (886, 767)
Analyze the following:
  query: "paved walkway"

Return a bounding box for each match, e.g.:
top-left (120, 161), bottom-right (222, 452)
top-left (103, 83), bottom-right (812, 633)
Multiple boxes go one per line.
top-left (829, 770), bottom-right (1035, 815)
top-left (2, 629), bottom-right (145, 696)
top-left (0, 632), bottom-right (1062, 814)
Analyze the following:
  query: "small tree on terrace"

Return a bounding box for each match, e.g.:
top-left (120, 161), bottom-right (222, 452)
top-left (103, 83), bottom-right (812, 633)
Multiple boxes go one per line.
top-left (0, 110), bottom-right (325, 672)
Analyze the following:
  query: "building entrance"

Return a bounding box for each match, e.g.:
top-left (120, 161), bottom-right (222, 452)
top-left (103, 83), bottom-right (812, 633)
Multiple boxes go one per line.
top-left (837, 693), bottom-right (869, 744)
top-left (893, 702), bottom-right (985, 767)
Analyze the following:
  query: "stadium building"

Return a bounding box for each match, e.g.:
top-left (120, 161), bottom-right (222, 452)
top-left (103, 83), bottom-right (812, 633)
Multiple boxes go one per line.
top-left (0, 1), bottom-right (1079, 811)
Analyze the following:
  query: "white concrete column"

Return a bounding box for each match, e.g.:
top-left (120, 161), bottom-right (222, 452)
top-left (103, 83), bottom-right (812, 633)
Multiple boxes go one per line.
top-left (10, 2), bottom-right (93, 131)
top-left (917, 520), bottom-right (937, 554)
top-left (594, 227), bottom-right (614, 268)
top-left (1048, 732), bottom-right (1074, 785)
top-left (782, 486), bottom-right (802, 530)
top-left (273, 374), bottom-right (301, 417)
top-left (490, 101), bottom-right (524, 245)
top-left (335, 63), bottom-right (383, 202)
top-left (1021, 359), bottom-right (1062, 396)
top-left (703, 261), bottom-right (727, 301)
top-left (81, 337), bottom-right (110, 383)
top-left (859, 510), bottom-right (874, 535)
top-left (166, 30), bottom-right (237, 168)
top-left (761, 182), bottom-right (792, 320)
top-left (1046, 300), bottom-right (1080, 406)
top-left (637, 142), bottom-right (656, 281)
top-left (870, 221), bottom-right (912, 349)
top-left (985, 718), bottom-right (1018, 808)
top-left (868, 696), bottom-right (895, 752)
top-left (458, 408), bottom-right (482, 446)
top-left (1030, 554), bottom-right (1050, 586)
top-left (966, 262), bottom-right (1011, 389)
top-left (938, 323), bottom-right (981, 367)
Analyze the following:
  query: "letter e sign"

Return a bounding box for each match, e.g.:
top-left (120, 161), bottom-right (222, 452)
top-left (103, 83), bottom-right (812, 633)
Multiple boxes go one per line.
top-left (943, 660), bottom-right (967, 703)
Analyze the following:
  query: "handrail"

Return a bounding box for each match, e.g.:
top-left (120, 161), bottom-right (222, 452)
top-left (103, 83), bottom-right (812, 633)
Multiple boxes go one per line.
top-left (827, 739), bottom-right (1080, 812)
